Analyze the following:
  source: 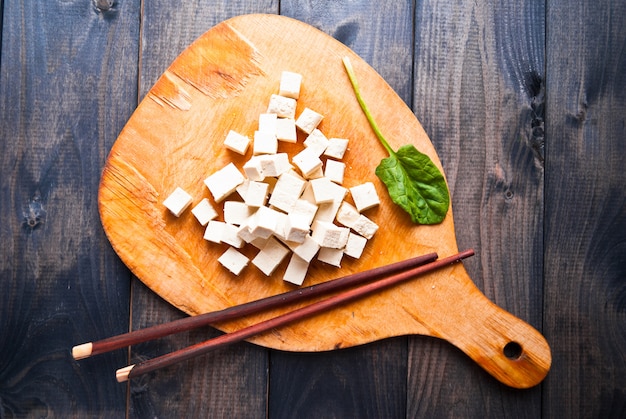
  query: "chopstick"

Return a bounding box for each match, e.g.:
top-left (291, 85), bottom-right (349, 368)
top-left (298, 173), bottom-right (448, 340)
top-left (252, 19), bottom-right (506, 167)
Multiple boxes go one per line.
top-left (115, 249), bottom-right (474, 382)
top-left (72, 252), bottom-right (438, 361)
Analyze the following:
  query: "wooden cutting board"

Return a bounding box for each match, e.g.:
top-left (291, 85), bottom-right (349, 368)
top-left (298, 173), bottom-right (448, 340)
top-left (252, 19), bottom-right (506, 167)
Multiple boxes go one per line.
top-left (99, 14), bottom-right (551, 388)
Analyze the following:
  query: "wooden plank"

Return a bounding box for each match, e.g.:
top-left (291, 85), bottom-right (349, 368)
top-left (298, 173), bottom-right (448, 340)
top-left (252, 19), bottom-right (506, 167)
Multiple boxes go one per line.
top-left (128, 3), bottom-right (278, 418)
top-left (0, 0), bottom-right (140, 416)
top-left (544, 0), bottom-right (626, 416)
top-left (268, 2), bottom-right (414, 417)
top-left (409, 0), bottom-right (545, 415)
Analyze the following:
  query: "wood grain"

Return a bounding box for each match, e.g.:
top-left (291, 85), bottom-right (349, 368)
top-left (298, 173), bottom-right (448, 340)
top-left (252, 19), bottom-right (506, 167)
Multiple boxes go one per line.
top-left (409, 0), bottom-right (546, 415)
top-left (268, 3), bottom-right (415, 417)
top-left (2, 0), bottom-right (625, 416)
top-left (544, 0), bottom-right (626, 417)
top-left (127, 2), bottom-right (278, 417)
top-left (99, 12), bottom-right (549, 389)
top-left (0, 0), bottom-right (139, 416)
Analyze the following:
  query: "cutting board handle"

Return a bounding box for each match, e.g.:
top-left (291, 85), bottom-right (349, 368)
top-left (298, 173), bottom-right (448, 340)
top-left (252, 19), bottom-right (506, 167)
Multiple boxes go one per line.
top-left (438, 269), bottom-right (552, 388)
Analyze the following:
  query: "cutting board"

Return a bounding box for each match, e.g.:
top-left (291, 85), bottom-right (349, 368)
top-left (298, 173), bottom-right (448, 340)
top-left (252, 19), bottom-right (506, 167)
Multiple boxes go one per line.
top-left (99, 14), bottom-right (551, 388)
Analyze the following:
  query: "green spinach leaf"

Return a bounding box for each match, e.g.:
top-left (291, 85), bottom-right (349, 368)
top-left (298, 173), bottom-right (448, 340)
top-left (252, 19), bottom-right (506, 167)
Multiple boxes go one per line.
top-left (342, 57), bottom-right (450, 224)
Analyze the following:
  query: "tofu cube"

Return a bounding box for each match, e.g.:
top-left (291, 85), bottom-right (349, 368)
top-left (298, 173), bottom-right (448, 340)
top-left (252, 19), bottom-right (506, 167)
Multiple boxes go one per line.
top-left (352, 214), bottom-right (379, 239)
top-left (324, 138), bottom-right (349, 159)
top-left (221, 223), bottom-right (245, 248)
top-left (253, 130), bottom-right (278, 155)
top-left (310, 177), bottom-right (347, 204)
top-left (252, 237), bottom-right (290, 276)
top-left (290, 199), bottom-right (318, 225)
top-left (303, 129), bottom-right (329, 156)
top-left (344, 232), bottom-right (367, 259)
top-left (313, 199), bottom-right (343, 223)
top-left (318, 247), bottom-right (344, 267)
top-left (248, 206), bottom-right (281, 239)
top-left (303, 164), bottom-right (324, 180)
top-left (204, 163), bottom-right (245, 203)
top-left (279, 71), bottom-right (302, 99)
top-left (311, 220), bottom-right (349, 249)
top-left (191, 198), bottom-right (218, 226)
top-left (257, 153), bottom-right (291, 177)
top-left (203, 220), bottom-right (226, 243)
top-left (284, 213), bottom-right (311, 243)
top-left (295, 107), bottom-right (323, 134)
top-left (244, 181), bottom-right (269, 207)
top-left (276, 118), bottom-right (297, 143)
top-left (272, 211), bottom-right (289, 240)
top-left (223, 201), bottom-right (254, 226)
top-left (267, 94), bottom-right (297, 119)
top-left (223, 130), bottom-right (250, 155)
top-left (350, 182), bottom-right (380, 212)
top-left (163, 186), bottom-right (193, 217)
top-left (286, 234), bottom-right (320, 262)
top-left (324, 159), bottom-right (345, 184)
top-left (335, 201), bottom-right (360, 228)
top-left (269, 171), bottom-right (307, 213)
top-left (218, 247), bottom-right (249, 275)
top-left (283, 254), bottom-right (309, 286)
top-left (242, 159), bottom-right (264, 181)
top-left (292, 147), bottom-right (323, 177)
top-left (258, 113), bottom-right (277, 134)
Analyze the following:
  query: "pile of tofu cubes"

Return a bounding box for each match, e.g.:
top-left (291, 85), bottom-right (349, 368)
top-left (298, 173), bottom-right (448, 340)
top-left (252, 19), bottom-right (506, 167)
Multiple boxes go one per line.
top-left (163, 71), bottom-right (380, 286)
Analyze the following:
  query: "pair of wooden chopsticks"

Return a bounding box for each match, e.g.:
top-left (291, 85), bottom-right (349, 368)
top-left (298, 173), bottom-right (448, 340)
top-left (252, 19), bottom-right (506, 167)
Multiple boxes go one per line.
top-left (72, 249), bottom-right (473, 382)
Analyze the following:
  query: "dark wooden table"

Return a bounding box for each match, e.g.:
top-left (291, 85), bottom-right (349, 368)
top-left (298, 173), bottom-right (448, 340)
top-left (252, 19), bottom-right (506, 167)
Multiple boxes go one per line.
top-left (2, 1), bottom-right (625, 418)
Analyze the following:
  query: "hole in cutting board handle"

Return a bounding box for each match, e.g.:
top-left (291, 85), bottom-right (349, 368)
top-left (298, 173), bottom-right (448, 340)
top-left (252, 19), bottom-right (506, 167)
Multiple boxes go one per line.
top-left (503, 341), bottom-right (523, 360)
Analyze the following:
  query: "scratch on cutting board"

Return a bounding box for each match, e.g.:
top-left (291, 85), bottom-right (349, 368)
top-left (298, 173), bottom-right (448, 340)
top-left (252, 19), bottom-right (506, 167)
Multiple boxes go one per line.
top-left (149, 71), bottom-right (193, 110)
top-left (149, 21), bottom-right (264, 110)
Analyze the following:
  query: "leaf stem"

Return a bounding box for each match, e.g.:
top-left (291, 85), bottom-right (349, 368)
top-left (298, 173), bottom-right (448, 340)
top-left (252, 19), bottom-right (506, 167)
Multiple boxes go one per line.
top-left (342, 57), bottom-right (395, 157)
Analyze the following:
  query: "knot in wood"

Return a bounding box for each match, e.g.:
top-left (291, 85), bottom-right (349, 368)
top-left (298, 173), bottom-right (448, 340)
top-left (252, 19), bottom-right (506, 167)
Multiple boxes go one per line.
top-left (93, 0), bottom-right (114, 12)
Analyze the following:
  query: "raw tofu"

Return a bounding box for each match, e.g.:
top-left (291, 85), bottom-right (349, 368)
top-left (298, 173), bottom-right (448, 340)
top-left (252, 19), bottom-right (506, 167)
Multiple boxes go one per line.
top-left (267, 94), bottom-right (297, 119)
top-left (279, 71), bottom-right (302, 99)
top-left (244, 153), bottom-right (291, 180)
top-left (218, 247), bottom-right (249, 275)
top-left (204, 220), bottom-right (226, 243)
top-left (284, 213), bottom-right (311, 243)
top-left (292, 147), bottom-right (323, 177)
top-left (286, 234), bottom-right (320, 262)
top-left (283, 254), bottom-right (309, 286)
top-left (324, 159), bottom-right (345, 184)
top-left (350, 182), bottom-right (380, 212)
top-left (253, 130), bottom-right (278, 155)
top-left (244, 181), bottom-right (269, 207)
top-left (344, 232), bottom-right (367, 259)
top-left (269, 171), bottom-right (307, 213)
top-left (276, 118), bottom-right (297, 143)
top-left (191, 198), bottom-right (218, 226)
top-left (252, 237), bottom-right (290, 276)
top-left (221, 223), bottom-right (245, 248)
top-left (290, 199), bottom-right (318, 225)
top-left (303, 129), bottom-right (329, 156)
top-left (163, 187), bottom-right (193, 217)
top-left (352, 214), bottom-right (379, 239)
top-left (223, 201), bottom-right (254, 226)
top-left (335, 201), bottom-right (360, 228)
top-left (324, 138), bottom-right (349, 159)
top-left (295, 107), bottom-right (323, 134)
top-left (258, 113), bottom-right (277, 134)
top-left (204, 163), bottom-right (245, 203)
top-left (223, 130), bottom-right (250, 155)
top-left (313, 199), bottom-right (343, 223)
top-left (317, 247), bottom-right (344, 267)
top-left (248, 206), bottom-right (281, 239)
top-left (311, 220), bottom-right (349, 249)
top-left (310, 177), bottom-right (347, 204)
